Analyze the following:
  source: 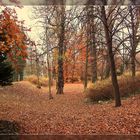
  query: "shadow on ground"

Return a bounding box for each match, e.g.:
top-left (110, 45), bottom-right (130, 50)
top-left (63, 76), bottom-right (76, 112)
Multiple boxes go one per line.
top-left (0, 120), bottom-right (20, 140)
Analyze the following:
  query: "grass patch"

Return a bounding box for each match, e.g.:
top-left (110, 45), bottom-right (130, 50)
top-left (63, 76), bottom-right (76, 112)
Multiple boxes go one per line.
top-left (85, 72), bottom-right (140, 103)
top-left (25, 75), bottom-right (53, 87)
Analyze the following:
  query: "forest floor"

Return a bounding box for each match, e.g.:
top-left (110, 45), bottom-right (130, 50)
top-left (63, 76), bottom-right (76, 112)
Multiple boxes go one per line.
top-left (0, 81), bottom-right (140, 135)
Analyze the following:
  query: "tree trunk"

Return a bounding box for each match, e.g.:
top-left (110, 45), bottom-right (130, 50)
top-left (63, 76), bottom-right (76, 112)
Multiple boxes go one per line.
top-left (104, 56), bottom-right (110, 79)
top-left (101, 6), bottom-right (121, 107)
top-left (84, 41), bottom-right (89, 91)
top-left (108, 41), bottom-right (121, 107)
top-left (91, 25), bottom-right (97, 83)
top-left (71, 54), bottom-right (76, 83)
top-left (47, 56), bottom-right (53, 99)
top-left (35, 44), bottom-right (41, 89)
top-left (36, 57), bottom-right (41, 89)
top-left (129, 5), bottom-right (136, 77)
top-left (89, 6), bottom-right (97, 83)
top-left (19, 70), bottom-right (24, 81)
top-left (131, 52), bottom-right (136, 77)
top-left (56, 5), bottom-right (65, 94)
top-left (30, 48), bottom-right (34, 75)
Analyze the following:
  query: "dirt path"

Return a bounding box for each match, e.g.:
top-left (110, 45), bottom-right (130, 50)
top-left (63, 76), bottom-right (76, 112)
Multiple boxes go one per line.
top-left (0, 81), bottom-right (140, 134)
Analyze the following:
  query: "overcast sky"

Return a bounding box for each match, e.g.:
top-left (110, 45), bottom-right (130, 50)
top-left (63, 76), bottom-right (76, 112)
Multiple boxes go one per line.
top-left (14, 6), bottom-right (43, 43)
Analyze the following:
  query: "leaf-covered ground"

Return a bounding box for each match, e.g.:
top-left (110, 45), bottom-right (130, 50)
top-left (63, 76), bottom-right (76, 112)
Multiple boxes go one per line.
top-left (0, 81), bottom-right (140, 134)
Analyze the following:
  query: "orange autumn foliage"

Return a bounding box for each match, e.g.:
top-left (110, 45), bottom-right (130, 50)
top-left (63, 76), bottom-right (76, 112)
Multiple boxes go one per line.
top-left (64, 41), bottom-right (86, 82)
top-left (0, 8), bottom-right (30, 63)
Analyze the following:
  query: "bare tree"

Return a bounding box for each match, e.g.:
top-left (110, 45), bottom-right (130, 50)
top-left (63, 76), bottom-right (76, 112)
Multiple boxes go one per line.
top-left (100, 1), bottom-right (122, 107)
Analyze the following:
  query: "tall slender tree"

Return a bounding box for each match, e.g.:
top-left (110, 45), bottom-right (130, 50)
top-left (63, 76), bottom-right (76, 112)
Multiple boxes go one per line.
top-left (56, 3), bottom-right (66, 94)
top-left (100, 1), bottom-right (121, 107)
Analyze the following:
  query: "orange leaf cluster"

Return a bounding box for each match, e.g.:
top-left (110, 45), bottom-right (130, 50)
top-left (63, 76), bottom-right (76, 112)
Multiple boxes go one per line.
top-left (0, 8), bottom-right (30, 63)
